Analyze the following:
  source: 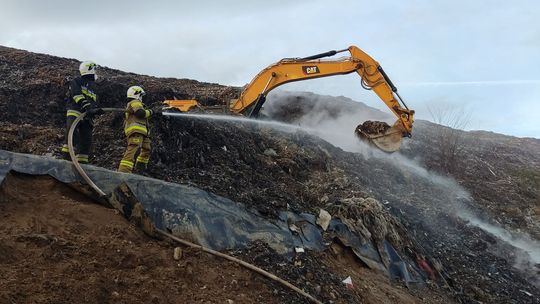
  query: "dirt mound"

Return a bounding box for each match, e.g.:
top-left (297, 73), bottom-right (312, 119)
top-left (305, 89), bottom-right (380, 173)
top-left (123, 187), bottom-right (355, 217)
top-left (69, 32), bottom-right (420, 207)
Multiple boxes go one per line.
top-left (0, 173), bottom-right (277, 304)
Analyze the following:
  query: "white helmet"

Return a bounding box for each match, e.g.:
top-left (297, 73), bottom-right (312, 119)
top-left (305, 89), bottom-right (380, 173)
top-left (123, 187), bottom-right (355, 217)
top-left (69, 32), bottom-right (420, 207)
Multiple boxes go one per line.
top-left (79, 61), bottom-right (97, 76)
top-left (127, 86), bottom-right (146, 100)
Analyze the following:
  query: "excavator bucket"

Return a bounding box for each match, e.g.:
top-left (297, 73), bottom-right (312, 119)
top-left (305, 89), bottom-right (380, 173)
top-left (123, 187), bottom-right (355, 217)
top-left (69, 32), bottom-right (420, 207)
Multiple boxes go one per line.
top-left (355, 120), bottom-right (405, 153)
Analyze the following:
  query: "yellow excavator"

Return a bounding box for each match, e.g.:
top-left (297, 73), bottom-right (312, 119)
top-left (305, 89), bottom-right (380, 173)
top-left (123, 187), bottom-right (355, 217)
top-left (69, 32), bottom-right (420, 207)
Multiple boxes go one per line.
top-left (163, 46), bottom-right (414, 152)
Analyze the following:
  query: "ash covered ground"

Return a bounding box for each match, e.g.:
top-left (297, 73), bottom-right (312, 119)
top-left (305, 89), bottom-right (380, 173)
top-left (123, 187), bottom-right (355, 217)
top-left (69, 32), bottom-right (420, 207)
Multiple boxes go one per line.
top-left (1, 46), bottom-right (539, 303)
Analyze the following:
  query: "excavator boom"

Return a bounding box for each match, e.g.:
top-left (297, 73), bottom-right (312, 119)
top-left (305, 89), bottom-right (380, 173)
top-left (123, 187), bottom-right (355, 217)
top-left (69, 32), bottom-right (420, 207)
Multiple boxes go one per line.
top-left (229, 46), bottom-right (414, 152)
top-left (164, 46), bottom-right (414, 152)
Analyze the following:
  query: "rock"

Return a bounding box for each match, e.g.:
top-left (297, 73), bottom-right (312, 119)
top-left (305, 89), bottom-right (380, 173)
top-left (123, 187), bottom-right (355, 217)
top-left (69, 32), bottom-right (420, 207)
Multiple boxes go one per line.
top-left (263, 148), bottom-right (278, 157)
top-left (320, 195), bottom-right (329, 204)
top-left (316, 208), bottom-right (331, 231)
top-left (173, 247), bottom-right (182, 260)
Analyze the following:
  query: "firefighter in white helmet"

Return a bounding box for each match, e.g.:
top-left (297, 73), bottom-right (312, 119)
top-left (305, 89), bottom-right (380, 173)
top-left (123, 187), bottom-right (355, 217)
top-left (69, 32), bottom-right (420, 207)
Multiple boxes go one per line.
top-left (61, 61), bottom-right (102, 163)
top-left (118, 86), bottom-right (158, 173)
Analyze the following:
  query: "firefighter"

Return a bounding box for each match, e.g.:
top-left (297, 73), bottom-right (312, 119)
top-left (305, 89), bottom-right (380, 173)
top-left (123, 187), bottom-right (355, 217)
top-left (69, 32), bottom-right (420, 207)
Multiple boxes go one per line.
top-left (61, 61), bottom-right (101, 163)
top-left (118, 86), bottom-right (158, 173)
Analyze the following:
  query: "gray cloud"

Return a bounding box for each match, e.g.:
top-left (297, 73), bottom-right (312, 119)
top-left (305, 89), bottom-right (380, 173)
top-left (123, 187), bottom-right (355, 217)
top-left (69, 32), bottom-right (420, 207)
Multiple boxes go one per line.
top-left (1, 0), bottom-right (539, 137)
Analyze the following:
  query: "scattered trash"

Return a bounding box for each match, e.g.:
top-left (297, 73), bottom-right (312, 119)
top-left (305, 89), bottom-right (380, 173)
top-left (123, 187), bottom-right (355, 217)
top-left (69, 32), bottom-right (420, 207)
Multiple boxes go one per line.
top-left (173, 247), bottom-right (183, 260)
top-left (342, 276), bottom-right (353, 289)
top-left (316, 209), bottom-right (331, 231)
top-left (295, 247), bottom-right (305, 253)
top-left (289, 223), bottom-right (300, 233)
top-left (520, 290), bottom-right (532, 297)
top-left (415, 254), bottom-right (435, 280)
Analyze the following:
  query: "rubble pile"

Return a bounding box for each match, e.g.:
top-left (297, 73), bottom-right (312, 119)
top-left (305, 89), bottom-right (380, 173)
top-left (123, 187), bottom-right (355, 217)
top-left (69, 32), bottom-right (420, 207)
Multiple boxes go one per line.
top-left (355, 121), bottom-right (391, 136)
top-left (327, 197), bottom-right (410, 257)
top-left (1, 45), bottom-right (539, 303)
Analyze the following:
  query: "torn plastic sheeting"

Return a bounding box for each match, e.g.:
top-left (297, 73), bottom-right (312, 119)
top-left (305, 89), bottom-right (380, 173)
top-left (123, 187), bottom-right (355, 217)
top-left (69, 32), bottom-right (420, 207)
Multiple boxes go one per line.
top-left (280, 212), bottom-right (325, 252)
top-left (0, 150), bottom-right (387, 269)
top-left (384, 240), bottom-right (422, 286)
top-left (0, 150), bottom-right (390, 272)
top-left (329, 220), bottom-right (386, 271)
top-left (0, 150), bottom-right (293, 253)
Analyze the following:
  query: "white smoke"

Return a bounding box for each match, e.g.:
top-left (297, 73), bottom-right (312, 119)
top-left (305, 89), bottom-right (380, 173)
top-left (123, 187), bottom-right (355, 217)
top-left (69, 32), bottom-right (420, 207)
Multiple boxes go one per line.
top-left (460, 211), bottom-right (540, 264)
top-left (263, 91), bottom-right (540, 282)
top-left (263, 90), bottom-right (393, 155)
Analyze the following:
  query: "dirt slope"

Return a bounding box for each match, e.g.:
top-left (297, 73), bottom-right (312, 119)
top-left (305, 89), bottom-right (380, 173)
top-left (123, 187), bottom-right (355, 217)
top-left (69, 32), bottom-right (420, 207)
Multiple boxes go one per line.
top-left (0, 173), bottom-right (278, 304)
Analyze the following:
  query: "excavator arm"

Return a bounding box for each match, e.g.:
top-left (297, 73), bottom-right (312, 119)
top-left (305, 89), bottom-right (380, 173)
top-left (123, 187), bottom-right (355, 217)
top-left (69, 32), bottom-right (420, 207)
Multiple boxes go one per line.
top-left (229, 46), bottom-right (414, 152)
top-left (164, 46), bottom-right (414, 152)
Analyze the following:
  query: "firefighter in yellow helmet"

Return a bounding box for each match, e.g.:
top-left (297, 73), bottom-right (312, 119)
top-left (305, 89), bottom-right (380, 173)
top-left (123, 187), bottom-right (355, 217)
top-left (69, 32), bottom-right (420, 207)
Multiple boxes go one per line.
top-left (118, 86), bottom-right (158, 173)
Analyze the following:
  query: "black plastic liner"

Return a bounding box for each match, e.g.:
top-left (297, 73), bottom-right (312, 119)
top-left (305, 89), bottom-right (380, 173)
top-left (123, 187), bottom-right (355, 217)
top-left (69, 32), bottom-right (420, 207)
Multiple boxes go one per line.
top-left (0, 149), bottom-right (420, 283)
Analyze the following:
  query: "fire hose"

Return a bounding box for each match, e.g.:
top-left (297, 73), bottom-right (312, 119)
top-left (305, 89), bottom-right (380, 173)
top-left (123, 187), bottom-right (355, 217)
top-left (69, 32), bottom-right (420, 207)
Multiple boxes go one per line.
top-left (68, 108), bottom-right (323, 304)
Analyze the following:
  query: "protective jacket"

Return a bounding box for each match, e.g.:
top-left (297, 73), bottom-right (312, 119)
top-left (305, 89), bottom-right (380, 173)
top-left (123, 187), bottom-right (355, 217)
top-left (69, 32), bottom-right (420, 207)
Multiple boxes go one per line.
top-left (118, 98), bottom-right (153, 173)
top-left (124, 99), bottom-right (152, 136)
top-left (66, 75), bottom-right (98, 118)
top-left (61, 74), bottom-right (98, 163)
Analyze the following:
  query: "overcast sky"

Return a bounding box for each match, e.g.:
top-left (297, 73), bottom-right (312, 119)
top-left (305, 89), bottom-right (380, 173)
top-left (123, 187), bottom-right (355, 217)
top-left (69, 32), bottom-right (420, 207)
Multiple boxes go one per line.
top-left (1, 0), bottom-right (539, 138)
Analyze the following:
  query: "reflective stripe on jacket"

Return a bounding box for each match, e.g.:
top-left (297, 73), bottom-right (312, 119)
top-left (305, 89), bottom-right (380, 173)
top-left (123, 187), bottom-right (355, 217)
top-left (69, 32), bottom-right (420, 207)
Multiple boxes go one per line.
top-left (67, 76), bottom-right (97, 112)
top-left (124, 99), bottom-right (151, 136)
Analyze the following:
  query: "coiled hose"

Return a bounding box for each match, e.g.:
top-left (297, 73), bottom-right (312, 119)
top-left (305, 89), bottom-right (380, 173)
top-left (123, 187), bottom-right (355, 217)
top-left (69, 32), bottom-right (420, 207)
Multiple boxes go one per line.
top-left (67, 108), bottom-right (323, 304)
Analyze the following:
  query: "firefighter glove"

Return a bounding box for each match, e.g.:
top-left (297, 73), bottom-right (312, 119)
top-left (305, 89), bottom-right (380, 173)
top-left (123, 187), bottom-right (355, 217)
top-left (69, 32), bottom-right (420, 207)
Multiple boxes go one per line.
top-left (81, 100), bottom-right (96, 112)
top-left (87, 107), bottom-right (104, 116)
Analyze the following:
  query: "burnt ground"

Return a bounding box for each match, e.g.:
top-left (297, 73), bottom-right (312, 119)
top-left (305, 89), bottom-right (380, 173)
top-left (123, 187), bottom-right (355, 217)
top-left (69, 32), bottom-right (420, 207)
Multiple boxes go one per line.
top-left (402, 120), bottom-right (540, 239)
top-left (264, 92), bottom-right (540, 239)
top-left (1, 45), bottom-right (539, 303)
